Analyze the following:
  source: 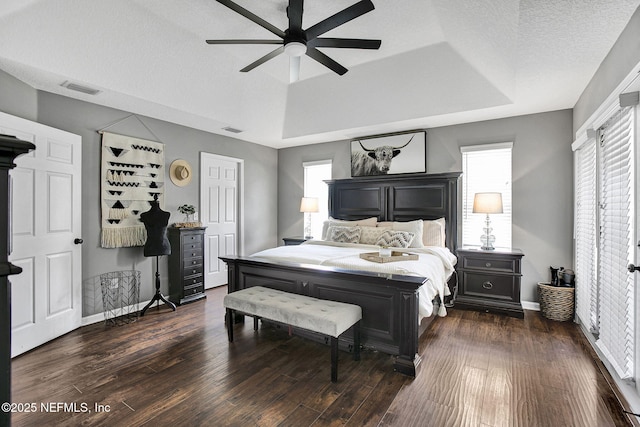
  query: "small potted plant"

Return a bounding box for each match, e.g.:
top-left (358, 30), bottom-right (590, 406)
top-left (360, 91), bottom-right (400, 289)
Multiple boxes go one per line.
top-left (177, 204), bottom-right (196, 222)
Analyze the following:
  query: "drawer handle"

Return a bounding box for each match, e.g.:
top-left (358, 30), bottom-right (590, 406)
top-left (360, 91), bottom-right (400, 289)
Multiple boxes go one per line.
top-left (485, 262), bottom-right (492, 268)
top-left (192, 253), bottom-right (196, 257)
top-left (482, 281), bottom-right (493, 290)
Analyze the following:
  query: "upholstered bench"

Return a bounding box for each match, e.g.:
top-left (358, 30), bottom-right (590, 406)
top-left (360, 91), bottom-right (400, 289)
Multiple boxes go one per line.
top-left (223, 286), bottom-right (362, 382)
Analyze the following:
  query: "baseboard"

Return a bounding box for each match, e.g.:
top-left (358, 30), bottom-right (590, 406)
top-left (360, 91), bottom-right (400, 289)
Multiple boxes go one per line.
top-left (521, 300), bottom-right (540, 311)
top-left (81, 298), bottom-right (166, 326)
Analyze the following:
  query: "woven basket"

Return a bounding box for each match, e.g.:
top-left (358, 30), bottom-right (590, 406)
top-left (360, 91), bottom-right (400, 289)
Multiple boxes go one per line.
top-left (538, 282), bottom-right (575, 321)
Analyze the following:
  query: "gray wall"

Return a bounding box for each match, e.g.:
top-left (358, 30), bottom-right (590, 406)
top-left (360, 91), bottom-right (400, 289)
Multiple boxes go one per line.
top-left (573, 5), bottom-right (640, 133)
top-left (278, 109), bottom-right (574, 304)
top-left (1, 72), bottom-right (278, 316)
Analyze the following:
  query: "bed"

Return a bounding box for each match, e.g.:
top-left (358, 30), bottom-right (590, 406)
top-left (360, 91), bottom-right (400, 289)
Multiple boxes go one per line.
top-left (220, 172), bottom-right (461, 377)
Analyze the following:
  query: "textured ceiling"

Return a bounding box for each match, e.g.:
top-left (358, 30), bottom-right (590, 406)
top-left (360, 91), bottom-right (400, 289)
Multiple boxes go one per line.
top-left (0, 0), bottom-right (638, 148)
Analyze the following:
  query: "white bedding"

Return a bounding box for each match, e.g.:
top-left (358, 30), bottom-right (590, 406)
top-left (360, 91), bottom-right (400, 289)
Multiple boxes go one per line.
top-left (250, 240), bottom-right (457, 319)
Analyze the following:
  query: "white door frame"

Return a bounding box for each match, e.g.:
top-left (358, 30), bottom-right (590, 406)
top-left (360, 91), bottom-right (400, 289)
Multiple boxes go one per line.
top-left (199, 152), bottom-right (244, 287)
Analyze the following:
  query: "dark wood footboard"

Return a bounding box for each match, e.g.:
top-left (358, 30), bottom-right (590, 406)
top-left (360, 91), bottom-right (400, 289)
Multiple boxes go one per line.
top-left (220, 255), bottom-right (429, 377)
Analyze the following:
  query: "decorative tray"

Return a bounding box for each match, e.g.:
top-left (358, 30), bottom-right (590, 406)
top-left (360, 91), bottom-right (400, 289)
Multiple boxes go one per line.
top-left (359, 251), bottom-right (418, 263)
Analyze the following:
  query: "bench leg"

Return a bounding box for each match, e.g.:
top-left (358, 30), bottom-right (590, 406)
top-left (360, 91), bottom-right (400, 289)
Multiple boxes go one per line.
top-left (226, 308), bottom-right (234, 342)
top-left (331, 336), bottom-right (338, 383)
top-left (353, 320), bottom-right (361, 361)
top-left (253, 316), bottom-right (259, 331)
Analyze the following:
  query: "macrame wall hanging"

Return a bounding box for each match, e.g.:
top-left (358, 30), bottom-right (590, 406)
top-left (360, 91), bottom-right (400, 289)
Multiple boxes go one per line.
top-left (100, 131), bottom-right (165, 248)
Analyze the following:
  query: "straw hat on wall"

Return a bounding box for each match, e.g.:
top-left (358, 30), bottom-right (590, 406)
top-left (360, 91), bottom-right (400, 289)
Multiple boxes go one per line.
top-left (169, 159), bottom-right (192, 187)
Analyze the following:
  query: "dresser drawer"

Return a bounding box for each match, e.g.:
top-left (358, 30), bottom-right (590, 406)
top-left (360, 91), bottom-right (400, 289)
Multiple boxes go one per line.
top-left (462, 256), bottom-right (516, 273)
top-left (183, 264), bottom-right (203, 277)
top-left (462, 272), bottom-right (515, 301)
top-left (183, 241), bottom-right (202, 252)
top-left (183, 248), bottom-right (203, 259)
top-left (184, 257), bottom-right (203, 268)
top-left (182, 233), bottom-right (203, 245)
top-left (183, 275), bottom-right (203, 287)
top-left (183, 283), bottom-right (204, 297)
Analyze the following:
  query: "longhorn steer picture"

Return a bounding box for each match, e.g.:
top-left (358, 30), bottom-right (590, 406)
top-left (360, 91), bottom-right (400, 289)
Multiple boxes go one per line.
top-left (351, 134), bottom-right (421, 177)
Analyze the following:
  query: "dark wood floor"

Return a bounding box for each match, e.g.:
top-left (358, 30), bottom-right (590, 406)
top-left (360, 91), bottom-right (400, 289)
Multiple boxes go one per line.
top-left (10, 286), bottom-right (633, 426)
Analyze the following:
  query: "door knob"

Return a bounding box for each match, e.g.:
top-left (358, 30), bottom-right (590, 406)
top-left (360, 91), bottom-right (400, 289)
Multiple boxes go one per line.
top-left (628, 263), bottom-right (640, 273)
top-left (74, 238), bottom-right (83, 244)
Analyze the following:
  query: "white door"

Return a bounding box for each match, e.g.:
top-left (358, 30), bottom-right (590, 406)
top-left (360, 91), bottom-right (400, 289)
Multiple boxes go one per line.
top-left (0, 111), bottom-right (82, 357)
top-left (200, 153), bottom-right (242, 288)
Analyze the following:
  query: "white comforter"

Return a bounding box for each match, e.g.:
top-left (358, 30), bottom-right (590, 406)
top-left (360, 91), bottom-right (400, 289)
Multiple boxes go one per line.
top-left (250, 240), bottom-right (457, 319)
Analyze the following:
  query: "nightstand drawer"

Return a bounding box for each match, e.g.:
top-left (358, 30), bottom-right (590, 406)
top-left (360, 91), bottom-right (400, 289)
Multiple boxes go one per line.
top-left (462, 256), bottom-right (516, 273)
top-left (462, 272), bottom-right (515, 301)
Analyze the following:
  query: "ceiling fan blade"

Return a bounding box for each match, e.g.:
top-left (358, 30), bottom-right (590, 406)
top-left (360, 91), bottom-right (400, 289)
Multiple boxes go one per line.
top-left (305, 47), bottom-right (348, 75)
top-left (216, 0), bottom-right (285, 38)
top-left (287, 0), bottom-right (304, 32)
top-left (206, 39), bottom-right (283, 45)
top-left (240, 46), bottom-right (285, 72)
top-left (309, 38), bottom-right (381, 49)
top-left (305, 0), bottom-right (375, 41)
top-left (289, 56), bottom-right (301, 83)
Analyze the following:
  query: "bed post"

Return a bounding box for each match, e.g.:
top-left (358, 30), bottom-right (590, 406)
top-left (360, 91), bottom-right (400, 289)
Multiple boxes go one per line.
top-left (393, 288), bottom-right (422, 377)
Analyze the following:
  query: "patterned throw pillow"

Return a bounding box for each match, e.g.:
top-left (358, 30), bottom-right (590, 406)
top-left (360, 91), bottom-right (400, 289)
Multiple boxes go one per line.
top-left (375, 230), bottom-right (415, 248)
top-left (328, 225), bottom-right (361, 243)
top-left (359, 226), bottom-right (392, 245)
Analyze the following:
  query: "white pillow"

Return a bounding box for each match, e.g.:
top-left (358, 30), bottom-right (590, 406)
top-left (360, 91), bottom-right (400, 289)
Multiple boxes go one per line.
top-left (360, 225), bottom-right (392, 245)
top-left (322, 216), bottom-right (377, 240)
top-left (389, 219), bottom-right (424, 248)
top-left (422, 218), bottom-right (446, 247)
top-left (327, 225), bottom-right (361, 243)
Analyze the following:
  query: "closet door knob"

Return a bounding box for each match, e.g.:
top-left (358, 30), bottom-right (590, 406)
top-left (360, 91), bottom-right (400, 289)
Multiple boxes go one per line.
top-left (628, 264), bottom-right (640, 273)
top-left (74, 238), bottom-right (83, 244)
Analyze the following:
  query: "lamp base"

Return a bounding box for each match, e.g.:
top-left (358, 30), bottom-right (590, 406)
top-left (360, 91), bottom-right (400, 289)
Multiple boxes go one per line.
top-left (480, 245), bottom-right (495, 251)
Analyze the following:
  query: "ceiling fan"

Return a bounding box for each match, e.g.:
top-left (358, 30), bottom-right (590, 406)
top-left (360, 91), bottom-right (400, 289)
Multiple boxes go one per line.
top-left (206, 0), bottom-right (381, 82)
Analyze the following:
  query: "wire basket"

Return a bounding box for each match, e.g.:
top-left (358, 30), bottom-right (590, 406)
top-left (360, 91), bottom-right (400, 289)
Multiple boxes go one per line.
top-left (538, 282), bottom-right (575, 322)
top-left (100, 270), bottom-right (141, 326)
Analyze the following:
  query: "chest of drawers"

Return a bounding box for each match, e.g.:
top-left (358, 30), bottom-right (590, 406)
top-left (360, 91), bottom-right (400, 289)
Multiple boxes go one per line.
top-left (168, 227), bottom-right (207, 305)
top-left (455, 247), bottom-right (524, 318)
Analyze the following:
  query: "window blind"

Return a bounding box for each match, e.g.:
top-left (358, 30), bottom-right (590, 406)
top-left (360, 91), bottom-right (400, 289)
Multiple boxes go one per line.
top-left (595, 106), bottom-right (635, 379)
top-left (461, 143), bottom-right (512, 248)
top-left (574, 138), bottom-right (598, 332)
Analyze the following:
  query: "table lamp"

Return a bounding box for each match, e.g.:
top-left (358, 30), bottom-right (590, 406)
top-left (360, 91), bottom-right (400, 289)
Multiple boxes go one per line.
top-left (300, 197), bottom-right (319, 239)
top-left (472, 192), bottom-right (503, 250)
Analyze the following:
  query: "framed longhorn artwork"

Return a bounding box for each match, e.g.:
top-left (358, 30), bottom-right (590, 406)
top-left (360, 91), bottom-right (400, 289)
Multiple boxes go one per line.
top-left (350, 130), bottom-right (426, 177)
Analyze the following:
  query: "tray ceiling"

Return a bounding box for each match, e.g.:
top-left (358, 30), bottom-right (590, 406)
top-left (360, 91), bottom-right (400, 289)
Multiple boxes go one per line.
top-left (0, 0), bottom-right (638, 148)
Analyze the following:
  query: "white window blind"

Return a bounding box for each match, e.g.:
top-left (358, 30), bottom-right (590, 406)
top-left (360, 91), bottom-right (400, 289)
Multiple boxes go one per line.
top-left (461, 143), bottom-right (512, 248)
top-left (303, 160), bottom-right (332, 239)
top-left (595, 106), bottom-right (635, 379)
top-left (574, 138), bottom-right (598, 332)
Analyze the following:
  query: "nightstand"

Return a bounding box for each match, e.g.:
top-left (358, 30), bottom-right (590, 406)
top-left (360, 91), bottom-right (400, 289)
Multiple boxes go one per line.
top-left (282, 236), bottom-right (308, 246)
top-left (455, 247), bottom-right (524, 318)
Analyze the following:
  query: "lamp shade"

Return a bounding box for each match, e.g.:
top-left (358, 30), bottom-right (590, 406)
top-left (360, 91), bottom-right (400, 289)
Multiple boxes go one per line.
top-left (472, 192), bottom-right (503, 214)
top-left (299, 197), bottom-right (319, 213)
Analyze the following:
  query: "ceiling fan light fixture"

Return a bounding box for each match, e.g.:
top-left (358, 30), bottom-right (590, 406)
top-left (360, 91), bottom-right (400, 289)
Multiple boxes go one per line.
top-left (284, 41), bottom-right (307, 57)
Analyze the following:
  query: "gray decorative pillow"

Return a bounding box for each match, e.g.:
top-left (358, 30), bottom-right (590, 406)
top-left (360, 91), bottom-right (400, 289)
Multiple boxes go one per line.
top-left (375, 230), bottom-right (415, 248)
top-left (328, 225), bottom-right (361, 244)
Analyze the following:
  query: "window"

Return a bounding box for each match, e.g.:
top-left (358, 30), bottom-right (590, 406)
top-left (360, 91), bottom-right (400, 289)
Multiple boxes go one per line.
top-left (575, 104), bottom-right (636, 380)
top-left (303, 160), bottom-right (332, 239)
top-left (461, 143), bottom-right (513, 248)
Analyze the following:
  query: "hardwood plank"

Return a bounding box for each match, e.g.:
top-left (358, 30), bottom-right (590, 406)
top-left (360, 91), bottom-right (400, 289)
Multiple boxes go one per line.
top-left (9, 287), bottom-right (633, 427)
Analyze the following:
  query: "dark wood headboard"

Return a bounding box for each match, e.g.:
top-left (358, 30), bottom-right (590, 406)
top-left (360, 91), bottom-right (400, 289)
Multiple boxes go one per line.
top-left (325, 172), bottom-right (461, 251)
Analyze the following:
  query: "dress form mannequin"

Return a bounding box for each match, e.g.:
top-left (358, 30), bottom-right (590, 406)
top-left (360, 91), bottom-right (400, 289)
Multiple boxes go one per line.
top-left (139, 196), bottom-right (176, 315)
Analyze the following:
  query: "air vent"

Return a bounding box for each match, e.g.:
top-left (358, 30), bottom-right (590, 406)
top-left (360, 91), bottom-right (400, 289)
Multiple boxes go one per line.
top-left (222, 126), bottom-right (243, 134)
top-left (60, 81), bottom-right (101, 95)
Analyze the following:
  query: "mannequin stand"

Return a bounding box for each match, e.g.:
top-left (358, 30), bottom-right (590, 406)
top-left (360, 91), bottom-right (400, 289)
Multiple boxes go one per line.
top-left (141, 256), bottom-right (176, 316)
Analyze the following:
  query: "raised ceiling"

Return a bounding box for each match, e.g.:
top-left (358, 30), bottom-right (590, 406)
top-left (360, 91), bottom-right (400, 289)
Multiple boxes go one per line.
top-left (0, 0), bottom-right (638, 148)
